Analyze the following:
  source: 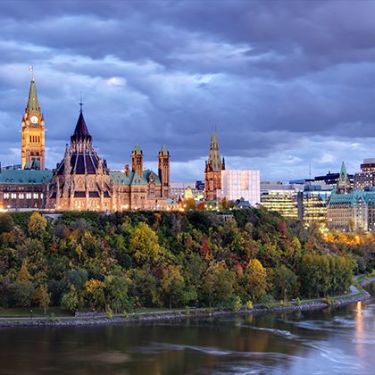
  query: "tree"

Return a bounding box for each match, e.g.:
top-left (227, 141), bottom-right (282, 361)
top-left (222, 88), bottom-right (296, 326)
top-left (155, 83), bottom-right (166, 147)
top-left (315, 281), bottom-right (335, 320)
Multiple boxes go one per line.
top-left (33, 285), bottom-right (50, 314)
top-left (129, 222), bottom-right (163, 265)
top-left (61, 285), bottom-right (80, 313)
top-left (202, 262), bottom-right (235, 307)
top-left (0, 213), bottom-right (14, 234)
top-left (161, 265), bottom-right (185, 308)
top-left (28, 212), bottom-right (47, 238)
top-left (84, 279), bottom-right (105, 310)
top-left (104, 273), bottom-right (130, 313)
top-left (245, 259), bottom-right (267, 302)
top-left (271, 265), bottom-right (299, 300)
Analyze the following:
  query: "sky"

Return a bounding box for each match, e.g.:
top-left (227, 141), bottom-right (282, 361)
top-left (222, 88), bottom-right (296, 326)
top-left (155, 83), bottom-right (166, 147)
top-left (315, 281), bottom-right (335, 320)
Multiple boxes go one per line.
top-left (0, 0), bottom-right (375, 182)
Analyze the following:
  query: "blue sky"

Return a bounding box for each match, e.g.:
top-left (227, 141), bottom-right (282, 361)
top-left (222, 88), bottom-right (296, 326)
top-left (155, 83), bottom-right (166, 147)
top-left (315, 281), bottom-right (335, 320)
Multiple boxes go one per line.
top-left (1, 0), bottom-right (375, 181)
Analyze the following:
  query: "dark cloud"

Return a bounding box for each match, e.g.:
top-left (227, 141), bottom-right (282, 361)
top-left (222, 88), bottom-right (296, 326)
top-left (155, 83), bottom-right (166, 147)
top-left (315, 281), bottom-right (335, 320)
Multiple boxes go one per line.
top-left (0, 0), bottom-right (375, 181)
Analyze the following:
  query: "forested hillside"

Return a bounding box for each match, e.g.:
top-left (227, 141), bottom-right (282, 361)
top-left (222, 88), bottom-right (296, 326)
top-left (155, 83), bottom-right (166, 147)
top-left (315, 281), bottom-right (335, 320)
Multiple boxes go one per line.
top-left (0, 209), bottom-right (370, 313)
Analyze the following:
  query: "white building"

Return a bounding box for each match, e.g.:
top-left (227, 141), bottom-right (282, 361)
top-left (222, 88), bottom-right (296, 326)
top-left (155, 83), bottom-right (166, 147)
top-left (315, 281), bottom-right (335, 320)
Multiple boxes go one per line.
top-left (219, 169), bottom-right (260, 205)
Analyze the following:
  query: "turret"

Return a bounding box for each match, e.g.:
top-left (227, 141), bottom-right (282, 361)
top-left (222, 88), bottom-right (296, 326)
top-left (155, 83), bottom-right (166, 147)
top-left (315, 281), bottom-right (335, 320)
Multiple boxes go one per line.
top-left (336, 161), bottom-right (351, 194)
top-left (158, 145), bottom-right (170, 198)
top-left (131, 145), bottom-right (143, 177)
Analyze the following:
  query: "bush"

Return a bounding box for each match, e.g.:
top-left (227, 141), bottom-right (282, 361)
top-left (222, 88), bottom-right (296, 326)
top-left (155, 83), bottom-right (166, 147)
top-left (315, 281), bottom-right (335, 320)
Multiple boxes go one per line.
top-left (246, 300), bottom-right (253, 310)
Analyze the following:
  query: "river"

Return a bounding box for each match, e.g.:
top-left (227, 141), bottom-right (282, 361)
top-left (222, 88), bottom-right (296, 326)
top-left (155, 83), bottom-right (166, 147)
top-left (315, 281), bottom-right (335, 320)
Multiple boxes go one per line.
top-left (1, 285), bottom-right (375, 374)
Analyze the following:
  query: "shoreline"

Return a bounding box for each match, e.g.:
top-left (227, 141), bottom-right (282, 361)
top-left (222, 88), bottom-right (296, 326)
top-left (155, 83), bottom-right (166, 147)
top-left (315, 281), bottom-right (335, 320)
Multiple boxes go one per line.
top-left (0, 276), bottom-right (374, 329)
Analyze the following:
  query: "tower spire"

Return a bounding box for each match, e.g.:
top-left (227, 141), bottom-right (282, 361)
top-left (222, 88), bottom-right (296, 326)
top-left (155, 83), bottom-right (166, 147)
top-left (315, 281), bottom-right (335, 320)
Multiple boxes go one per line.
top-left (208, 132), bottom-right (222, 171)
top-left (337, 161), bottom-right (350, 193)
top-left (26, 77), bottom-right (40, 113)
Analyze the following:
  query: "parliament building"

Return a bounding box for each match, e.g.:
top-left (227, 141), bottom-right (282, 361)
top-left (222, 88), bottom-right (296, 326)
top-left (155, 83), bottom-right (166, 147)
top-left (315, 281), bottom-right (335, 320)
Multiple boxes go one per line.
top-left (0, 78), bottom-right (170, 211)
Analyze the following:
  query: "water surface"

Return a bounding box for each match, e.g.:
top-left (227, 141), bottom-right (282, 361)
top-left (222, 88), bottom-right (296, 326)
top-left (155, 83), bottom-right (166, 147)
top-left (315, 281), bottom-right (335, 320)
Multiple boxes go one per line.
top-left (1, 286), bottom-right (375, 374)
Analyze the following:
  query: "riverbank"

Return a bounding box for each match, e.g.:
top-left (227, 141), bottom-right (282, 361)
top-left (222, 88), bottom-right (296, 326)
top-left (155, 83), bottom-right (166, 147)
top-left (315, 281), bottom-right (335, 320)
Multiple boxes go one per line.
top-left (0, 275), bottom-right (373, 329)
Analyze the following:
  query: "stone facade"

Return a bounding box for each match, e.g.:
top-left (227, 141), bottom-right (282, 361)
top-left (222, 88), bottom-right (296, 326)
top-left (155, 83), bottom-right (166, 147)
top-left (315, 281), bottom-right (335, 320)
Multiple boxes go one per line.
top-left (0, 79), bottom-right (170, 212)
top-left (204, 133), bottom-right (225, 201)
top-left (21, 79), bottom-right (45, 170)
top-left (46, 109), bottom-right (170, 211)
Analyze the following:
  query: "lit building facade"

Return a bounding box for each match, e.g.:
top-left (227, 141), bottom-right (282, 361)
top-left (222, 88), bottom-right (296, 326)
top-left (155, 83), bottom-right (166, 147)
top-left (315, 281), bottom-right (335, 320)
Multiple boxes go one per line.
top-left (219, 169), bottom-right (260, 206)
top-left (327, 162), bottom-right (375, 232)
top-left (21, 78), bottom-right (45, 170)
top-left (204, 133), bottom-right (225, 201)
top-left (0, 78), bottom-right (171, 212)
top-left (354, 158), bottom-right (375, 190)
top-left (261, 187), bottom-right (299, 219)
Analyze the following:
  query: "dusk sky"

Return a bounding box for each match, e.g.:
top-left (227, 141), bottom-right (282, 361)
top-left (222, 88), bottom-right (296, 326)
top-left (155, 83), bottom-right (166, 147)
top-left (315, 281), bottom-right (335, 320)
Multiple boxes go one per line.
top-left (0, 0), bottom-right (374, 181)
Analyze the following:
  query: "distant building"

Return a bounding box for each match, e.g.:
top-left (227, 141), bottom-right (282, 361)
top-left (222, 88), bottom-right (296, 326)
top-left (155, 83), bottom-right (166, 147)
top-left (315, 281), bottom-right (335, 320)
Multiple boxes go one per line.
top-left (354, 158), bottom-right (375, 190)
top-left (219, 169), bottom-right (260, 206)
top-left (297, 185), bottom-right (331, 225)
top-left (327, 162), bottom-right (375, 232)
top-left (261, 183), bottom-right (299, 219)
top-left (261, 181), bottom-right (330, 224)
top-left (204, 133), bottom-right (225, 201)
top-left (170, 182), bottom-right (204, 201)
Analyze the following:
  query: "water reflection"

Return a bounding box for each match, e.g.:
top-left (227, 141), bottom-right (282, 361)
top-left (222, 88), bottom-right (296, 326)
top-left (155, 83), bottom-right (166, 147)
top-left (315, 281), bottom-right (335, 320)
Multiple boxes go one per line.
top-left (1, 290), bottom-right (375, 374)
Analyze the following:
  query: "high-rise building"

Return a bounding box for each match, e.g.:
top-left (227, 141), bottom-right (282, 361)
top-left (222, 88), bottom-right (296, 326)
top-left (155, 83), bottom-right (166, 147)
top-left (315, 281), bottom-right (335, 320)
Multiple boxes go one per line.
top-left (219, 169), bottom-right (260, 205)
top-left (205, 133), bottom-right (225, 201)
top-left (21, 78), bottom-right (45, 170)
top-left (354, 158), bottom-right (375, 190)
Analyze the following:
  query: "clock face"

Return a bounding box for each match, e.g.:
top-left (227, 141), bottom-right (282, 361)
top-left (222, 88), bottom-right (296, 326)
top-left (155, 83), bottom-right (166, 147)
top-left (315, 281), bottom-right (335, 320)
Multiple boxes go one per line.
top-left (30, 116), bottom-right (38, 124)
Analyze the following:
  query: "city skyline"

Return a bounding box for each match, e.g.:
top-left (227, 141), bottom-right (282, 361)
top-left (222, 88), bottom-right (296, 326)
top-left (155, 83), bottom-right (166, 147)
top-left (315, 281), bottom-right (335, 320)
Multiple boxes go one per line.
top-left (1, 1), bottom-right (375, 181)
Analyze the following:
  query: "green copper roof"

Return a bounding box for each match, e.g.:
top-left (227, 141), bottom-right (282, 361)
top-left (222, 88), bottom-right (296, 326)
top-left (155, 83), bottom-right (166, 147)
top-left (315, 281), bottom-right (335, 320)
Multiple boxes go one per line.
top-left (0, 169), bottom-right (52, 184)
top-left (26, 79), bottom-right (41, 113)
top-left (110, 169), bottom-right (160, 186)
top-left (329, 190), bottom-right (375, 205)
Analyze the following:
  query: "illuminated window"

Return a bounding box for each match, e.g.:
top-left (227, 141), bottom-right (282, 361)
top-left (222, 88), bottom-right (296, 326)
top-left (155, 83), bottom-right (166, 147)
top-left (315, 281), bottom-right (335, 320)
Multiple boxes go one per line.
top-left (26, 193), bottom-right (32, 199)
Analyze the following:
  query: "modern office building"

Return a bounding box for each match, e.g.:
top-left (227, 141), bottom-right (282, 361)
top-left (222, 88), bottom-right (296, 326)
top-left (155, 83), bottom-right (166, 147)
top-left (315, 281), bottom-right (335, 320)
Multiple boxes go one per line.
top-left (219, 169), bottom-right (260, 205)
top-left (260, 182), bottom-right (300, 219)
top-left (354, 158), bottom-right (375, 190)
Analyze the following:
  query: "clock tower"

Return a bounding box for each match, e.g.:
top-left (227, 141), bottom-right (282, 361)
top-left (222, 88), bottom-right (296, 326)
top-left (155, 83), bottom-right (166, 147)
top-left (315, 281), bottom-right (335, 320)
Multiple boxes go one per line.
top-left (21, 77), bottom-right (45, 170)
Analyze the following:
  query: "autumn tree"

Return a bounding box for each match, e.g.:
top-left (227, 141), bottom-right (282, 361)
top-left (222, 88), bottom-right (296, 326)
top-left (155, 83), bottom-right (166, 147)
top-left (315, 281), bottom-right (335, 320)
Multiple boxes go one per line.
top-left (28, 212), bottom-right (47, 238)
top-left (129, 222), bottom-right (163, 265)
top-left (244, 259), bottom-right (267, 302)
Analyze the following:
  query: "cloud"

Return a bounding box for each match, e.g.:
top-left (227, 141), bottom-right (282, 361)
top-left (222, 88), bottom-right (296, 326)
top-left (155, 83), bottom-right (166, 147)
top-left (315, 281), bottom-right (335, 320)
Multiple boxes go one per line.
top-left (0, 0), bottom-right (374, 181)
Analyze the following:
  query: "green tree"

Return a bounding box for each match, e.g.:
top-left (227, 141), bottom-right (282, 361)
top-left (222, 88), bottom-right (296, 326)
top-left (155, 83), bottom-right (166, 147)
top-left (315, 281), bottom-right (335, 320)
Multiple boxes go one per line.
top-left (104, 273), bottom-right (130, 313)
top-left (271, 265), bottom-right (299, 300)
top-left (61, 285), bottom-right (80, 313)
top-left (202, 262), bottom-right (235, 307)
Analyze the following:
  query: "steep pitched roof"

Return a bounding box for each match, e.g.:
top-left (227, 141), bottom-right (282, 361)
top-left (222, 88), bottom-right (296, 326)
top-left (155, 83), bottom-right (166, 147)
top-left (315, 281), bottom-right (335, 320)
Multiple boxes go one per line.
top-left (208, 132), bottom-right (222, 172)
top-left (71, 111), bottom-right (91, 142)
top-left (26, 79), bottom-right (41, 113)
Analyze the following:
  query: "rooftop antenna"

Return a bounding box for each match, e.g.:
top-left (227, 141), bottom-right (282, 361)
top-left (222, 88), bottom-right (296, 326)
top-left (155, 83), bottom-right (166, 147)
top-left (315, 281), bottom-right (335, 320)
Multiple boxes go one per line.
top-left (28, 65), bottom-right (35, 81)
top-left (79, 92), bottom-right (83, 112)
